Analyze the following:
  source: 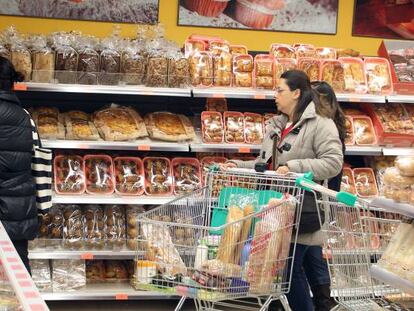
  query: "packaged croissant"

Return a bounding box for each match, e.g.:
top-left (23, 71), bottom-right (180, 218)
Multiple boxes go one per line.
top-left (64, 110), bottom-right (100, 140)
top-left (31, 36), bottom-right (55, 83)
top-left (76, 36), bottom-right (100, 85)
top-left (99, 37), bottom-right (121, 85)
top-left (53, 33), bottom-right (79, 84)
top-left (121, 41), bottom-right (146, 85)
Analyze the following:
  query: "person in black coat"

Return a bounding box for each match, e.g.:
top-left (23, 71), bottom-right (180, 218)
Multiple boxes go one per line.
top-left (0, 56), bottom-right (38, 273)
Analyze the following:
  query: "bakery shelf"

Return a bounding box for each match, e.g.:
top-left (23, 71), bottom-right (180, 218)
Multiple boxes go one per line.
top-left (371, 265), bottom-right (414, 296)
top-left (386, 95), bottom-right (414, 104)
top-left (345, 146), bottom-right (383, 156)
top-left (40, 283), bottom-right (176, 301)
top-left (382, 147), bottom-right (414, 156)
top-left (18, 82), bottom-right (192, 97)
top-left (336, 93), bottom-right (386, 103)
top-left (28, 249), bottom-right (138, 260)
top-left (369, 197), bottom-right (414, 219)
top-left (192, 87), bottom-right (275, 100)
top-left (52, 193), bottom-right (176, 205)
top-left (42, 139), bottom-right (190, 152)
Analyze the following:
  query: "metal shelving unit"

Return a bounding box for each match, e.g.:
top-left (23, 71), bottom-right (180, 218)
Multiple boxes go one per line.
top-left (52, 193), bottom-right (176, 205)
top-left (345, 146), bottom-right (383, 156)
top-left (42, 139), bottom-right (190, 152)
top-left (192, 87), bottom-right (275, 100)
top-left (336, 93), bottom-right (386, 103)
top-left (21, 83), bottom-right (192, 97)
top-left (40, 283), bottom-right (176, 301)
top-left (386, 94), bottom-right (414, 103)
top-left (28, 249), bottom-right (137, 260)
top-left (382, 147), bottom-right (414, 156)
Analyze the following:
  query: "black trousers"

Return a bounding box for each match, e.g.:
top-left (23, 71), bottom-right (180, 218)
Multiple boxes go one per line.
top-left (11, 240), bottom-right (31, 275)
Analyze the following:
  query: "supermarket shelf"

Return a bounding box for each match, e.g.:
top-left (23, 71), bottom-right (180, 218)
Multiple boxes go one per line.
top-left (190, 133), bottom-right (261, 153)
top-left (387, 94), bottom-right (414, 103)
top-left (336, 93), bottom-right (386, 103)
top-left (19, 82), bottom-right (192, 97)
top-left (29, 249), bottom-right (137, 260)
top-left (41, 283), bottom-right (177, 301)
top-left (52, 193), bottom-right (176, 205)
top-left (345, 146), bottom-right (383, 156)
top-left (42, 139), bottom-right (190, 152)
top-left (382, 147), bottom-right (414, 156)
top-left (192, 87), bottom-right (275, 100)
top-left (371, 265), bottom-right (414, 296)
top-left (370, 197), bottom-right (414, 219)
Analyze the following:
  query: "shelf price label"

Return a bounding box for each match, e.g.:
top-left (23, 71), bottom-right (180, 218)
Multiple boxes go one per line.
top-left (212, 93), bottom-right (225, 99)
top-left (115, 293), bottom-right (129, 300)
top-left (138, 145), bottom-right (151, 151)
top-left (238, 147), bottom-right (251, 153)
top-left (254, 94), bottom-right (266, 100)
top-left (13, 83), bottom-right (28, 91)
top-left (80, 253), bottom-right (94, 260)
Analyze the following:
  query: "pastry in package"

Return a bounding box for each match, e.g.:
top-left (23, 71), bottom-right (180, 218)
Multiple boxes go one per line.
top-left (114, 157), bottom-right (145, 196)
top-left (143, 157), bottom-right (172, 196)
top-left (201, 111), bottom-right (224, 143)
top-left (172, 158), bottom-right (201, 195)
top-left (32, 107), bottom-right (65, 140)
top-left (54, 155), bottom-right (85, 195)
top-left (244, 113), bottom-right (264, 144)
top-left (144, 112), bottom-right (195, 142)
top-left (224, 112), bottom-right (244, 143)
top-left (84, 155), bottom-right (114, 195)
top-left (65, 111), bottom-right (100, 140)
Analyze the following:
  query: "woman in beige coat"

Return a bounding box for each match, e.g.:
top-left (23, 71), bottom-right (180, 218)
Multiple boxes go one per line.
top-left (225, 70), bottom-right (343, 311)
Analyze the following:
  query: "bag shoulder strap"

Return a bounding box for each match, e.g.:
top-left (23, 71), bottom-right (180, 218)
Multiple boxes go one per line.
top-left (23, 108), bottom-right (42, 149)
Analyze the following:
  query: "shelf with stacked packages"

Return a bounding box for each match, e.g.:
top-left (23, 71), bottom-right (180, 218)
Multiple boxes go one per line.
top-left (0, 221), bottom-right (50, 311)
top-left (1, 24), bottom-right (414, 304)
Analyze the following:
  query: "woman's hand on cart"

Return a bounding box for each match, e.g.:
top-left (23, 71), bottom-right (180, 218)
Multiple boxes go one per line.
top-left (275, 166), bottom-right (290, 175)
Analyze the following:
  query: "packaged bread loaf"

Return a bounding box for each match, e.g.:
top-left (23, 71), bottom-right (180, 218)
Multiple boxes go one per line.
top-left (213, 51), bottom-right (232, 87)
top-left (184, 39), bottom-right (206, 58)
top-left (84, 155), bottom-right (114, 195)
top-left (126, 205), bottom-right (146, 251)
top-left (31, 107), bottom-right (65, 140)
top-left (84, 205), bottom-right (106, 250)
top-left (105, 205), bottom-right (126, 250)
top-left (270, 44), bottom-right (296, 59)
top-left (53, 33), bottom-right (78, 84)
top-left (99, 38), bottom-right (121, 85)
top-left (62, 205), bottom-right (84, 250)
top-left (93, 105), bottom-right (148, 141)
top-left (298, 58), bottom-right (321, 82)
top-left (144, 112), bottom-right (195, 142)
top-left (65, 110), bottom-right (100, 140)
top-left (340, 57), bottom-right (367, 93)
top-left (10, 42), bottom-right (31, 81)
top-left (321, 60), bottom-right (345, 92)
top-left (31, 37), bottom-right (55, 83)
top-left (121, 41), bottom-right (146, 85)
top-left (295, 44), bottom-right (316, 58)
top-left (141, 222), bottom-right (187, 277)
top-left (233, 54), bottom-right (253, 73)
top-left (146, 56), bottom-right (168, 87)
top-left (114, 157), bottom-right (145, 196)
top-left (209, 40), bottom-right (230, 55)
top-left (77, 37), bottom-right (100, 85)
top-left (168, 54), bottom-right (190, 88)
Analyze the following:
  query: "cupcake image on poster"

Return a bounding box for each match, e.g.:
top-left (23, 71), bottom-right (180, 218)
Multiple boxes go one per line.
top-left (179, 0), bottom-right (338, 34)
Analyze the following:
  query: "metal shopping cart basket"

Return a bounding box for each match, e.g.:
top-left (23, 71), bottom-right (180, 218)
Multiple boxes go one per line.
top-left (296, 177), bottom-right (414, 311)
top-left (133, 169), bottom-right (310, 311)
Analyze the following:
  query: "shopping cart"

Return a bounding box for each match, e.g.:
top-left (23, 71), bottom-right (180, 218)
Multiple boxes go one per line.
top-left (296, 177), bottom-right (414, 310)
top-left (133, 169), bottom-right (310, 311)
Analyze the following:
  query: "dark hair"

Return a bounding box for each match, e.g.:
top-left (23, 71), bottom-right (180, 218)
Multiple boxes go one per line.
top-left (280, 70), bottom-right (320, 124)
top-left (0, 56), bottom-right (24, 92)
top-left (311, 81), bottom-right (347, 144)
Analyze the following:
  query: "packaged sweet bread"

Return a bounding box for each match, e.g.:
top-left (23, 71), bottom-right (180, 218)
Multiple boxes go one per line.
top-left (200, 156), bottom-right (227, 180)
top-left (77, 37), bottom-right (100, 85)
top-left (234, 72), bottom-right (252, 87)
top-left (168, 55), bottom-right (190, 88)
top-left (99, 38), bottom-right (121, 86)
top-left (31, 36), bottom-right (55, 83)
top-left (83, 205), bottom-right (106, 250)
top-left (172, 157), bottom-right (201, 195)
top-left (52, 259), bottom-right (86, 292)
top-left (189, 51), bottom-right (213, 87)
top-left (126, 205), bottom-right (145, 251)
top-left (54, 155), bottom-right (85, 195)
top-left (93, 106), bottom-right (148, 141)
top-left (224, 111), bottom-right (244, 143)
top-left (255, 75), bottom-right (274, 89)
top-left (230, 45), bottom-right (247, 55)
top-left (65, 111), bottom-right (100, 141)
top-left (105, 261), bottom-right (129, 281)
top-left (321, 60), bottom-right (345, 93)
top-left (62, 205), bottom-right (84, 250)
top-left (353, 116), bottom-right (377, 145)
top-left (374, 103), bottom-right (414, 134)
top-left (316, 47), bottom-right (336, 60)
top-left (206, 98), bottom-right (228, 113)
top-left (104, 205), bottom-right (126, 250)
top-left (10, 42), bottom-right (31, 81)
top-left (141, 221), bottom-right (187, 278)
top-left (209, 39), bottom-right (230, 55)
top-left (143, 157), bottom-right (173, 196)
top-left (339, 57), bottom-right (367, 93)
top-left (32, 107), bottom-right (65, 140)
top-left (184, 39), bottom-right (206, 58)
top-left (353, 168), bottom-right (378, 198)
top-left (114, 157), bottom-right (144, 196)
top-left (144, 112), bottom-right (195, 142)
top-left (84, 155), bottom-right (115, 195)
top-left (383, 167), bottom-right (414, 203)
top-left (53, 33), bottom-right (79, 84)
top-left (86, 260), bottom-right (106, 282)
top-left (295, 45), bottom-right (316, 58)
top-left (298, 58), bottom-right (321, 82)
top-left (364, 57), bottom-right (393, 94)
top-left (233, 54), bottom-right (253, 73)
top-left (120, 40), bottom-right (146, 85)
top-left (244, 113), bottom-right (264, 144)
top-left (146, 56), bottom-right (168, 87)
top-left (213, 51), bottom-right (232, 87)
top-left (341, 168), bottom-right (356, 194)
top-left (270, 44), bottom-right (296, 59)
top-left (255, 54), bottom-right (274, 77)
top-left (201, 111), bottom-right (224, 143)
